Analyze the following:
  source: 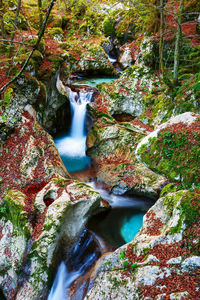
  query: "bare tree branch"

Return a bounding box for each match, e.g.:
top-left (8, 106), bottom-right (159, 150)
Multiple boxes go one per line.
top-left (0, 0), bottom-right (56, 95)
top-left (0, 39), bottom-right (25, 44)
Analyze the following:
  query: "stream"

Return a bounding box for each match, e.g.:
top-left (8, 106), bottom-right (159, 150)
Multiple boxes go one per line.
top-left (49, 78), bottom-right (153, 300)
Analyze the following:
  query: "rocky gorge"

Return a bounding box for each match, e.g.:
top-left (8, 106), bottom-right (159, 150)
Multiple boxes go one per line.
top-left (0, 0), bottom-right (200, 299)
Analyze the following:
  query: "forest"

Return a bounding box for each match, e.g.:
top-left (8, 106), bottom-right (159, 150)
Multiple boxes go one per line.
top-left (0, 0), bottom-right (199, 299)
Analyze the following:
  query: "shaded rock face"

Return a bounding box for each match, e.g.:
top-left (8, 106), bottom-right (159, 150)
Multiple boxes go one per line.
top-left (86, 190), bottom-right (200, 300)
top-left (136, 112), bottom-right (200, 188)
top-left (86, 112), bottom-right (166, 198)
top-left (0, 110), bottom-right (105, 299)
top-left (40, 74), bottom-right (69, 132)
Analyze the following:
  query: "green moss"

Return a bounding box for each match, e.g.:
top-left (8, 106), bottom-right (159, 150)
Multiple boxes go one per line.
top-left (181, 190), bottom-right (200, 226)
top-left (160, 183), bottom-right (179, 197)
top-left (131, 263), bottom-right (138, 269)
top-left (51, 14), bottom-right (63, 28)
top-left (103, 16), bottom-right (115, 37)
top-left (48, 27), bottom-right (64, 40)
top-left (138, 125), bottom-right (200, 188)
top-left (163, 190), bottom-right (200, 233)
top-left (0, 190), bottom-right (30, 238)
top-left (52, 177), bottom-right (69, 187)
top-left (170, 215), bottom-right (184, 234)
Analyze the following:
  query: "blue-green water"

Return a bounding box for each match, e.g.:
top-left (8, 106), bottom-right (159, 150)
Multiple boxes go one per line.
top-left (121, 213), bottom-right (144, 243)
top-left (73, 77), bottom-right (117, 87)
top-left (54, 134), bottom-right (91, 173)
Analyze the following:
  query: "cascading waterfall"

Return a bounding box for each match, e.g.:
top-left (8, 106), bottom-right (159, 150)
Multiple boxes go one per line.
top-left (52, 78), bottom-right (153, 300)
top-left (55, 87), bottom-right (93, 172)
top-left (48, 229), bottom-right (101, 300)
top-left (47, 262), bottom-right (78, 300)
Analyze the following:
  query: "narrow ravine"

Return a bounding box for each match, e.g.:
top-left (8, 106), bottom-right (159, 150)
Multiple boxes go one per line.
top-left (49, 78), bottom-right (154, 299)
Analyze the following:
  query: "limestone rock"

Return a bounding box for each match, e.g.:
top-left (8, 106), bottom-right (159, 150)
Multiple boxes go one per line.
top-left (0, 190), bottom-right (31, 299)
top-left (16, 178), bottom-right (104, 299)
top-left (66, 43), bottom-right (115, 75)
top-left (96, 66), bottom-right (160, 117)
top-left (181, 256), bottom-right (200, 272)
top-left (119, 48), bottom-right (134, 68)
top-left (87, 116), bottom-right (166, 198)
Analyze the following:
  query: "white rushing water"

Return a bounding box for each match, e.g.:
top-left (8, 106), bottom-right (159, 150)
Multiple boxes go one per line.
top-left (87, 181), bottom-right (150, 208)
top-left (55, 87), bottom-right (93, 171)
top-left (48, 262), bottom-right (79, 300)
top-left (48, 229), bottom-right (100, 300)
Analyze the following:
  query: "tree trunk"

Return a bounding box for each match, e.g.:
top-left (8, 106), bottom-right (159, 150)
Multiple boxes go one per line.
top-left (38, 0), bottom-right (43, 28)
top-left (9, 0), bottom-right (21, 59)
top-left (159, 0), bottom-right (173, 88)
top-left (159, 0), bottom-right (164, 75)
top-left (0, 0), bottom-right (6, 38)
top-left (173, 0), bottom-right (184, 86)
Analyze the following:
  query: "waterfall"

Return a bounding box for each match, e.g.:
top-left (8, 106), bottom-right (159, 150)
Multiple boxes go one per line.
top-left (55, 87), bottom-right (93, 172)
top-left (69, 90), bottom-right (93, 139)
top-left (47, 229), bottom-right (100, 300)
top-left (47, 262), bottom-right (79, 300)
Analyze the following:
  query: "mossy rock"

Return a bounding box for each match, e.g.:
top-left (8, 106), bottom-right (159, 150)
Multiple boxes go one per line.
top-left (136, 113), bottom-right (200, 188)
top-left (51, 14), bottom-right (63, 28)
top-left (160, 183), bottom-right (179, 197)
top-left (163, 189), bottom-right (200, 232)
top-left (3, 11), bottom-right (27, 33)
top-left (103, 16), bottom-right (115, 37)
top-left (48, 27), bottom-right (64, 41)
top-left (0, 190), bottom-right (31, 238)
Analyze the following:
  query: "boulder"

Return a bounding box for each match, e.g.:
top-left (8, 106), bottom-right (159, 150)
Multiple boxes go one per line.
top-left (136, 112), bottom-right (200, 187)
top-left (119, 48), bottom-right (134, 68)
top-left (87, 114), bottom-right (166, 198)
top-left (0, 190), bottom-right (31, 299)
top-left (96, 65), bottom-right (160, 117)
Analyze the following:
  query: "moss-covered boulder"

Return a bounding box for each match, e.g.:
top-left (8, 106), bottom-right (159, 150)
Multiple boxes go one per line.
top-left (13, 74), bottom-right (41, 106)
top-left (136, 112), bottom-right (200, 188)
top-left (62, 39), bottom-right (116, 75)
top-left (0, 190), bottom-right (31, 299)
top-left (48, 27), bottom-right (64, 42)
top-left (96, 65), bottom-right (160, 117)
top-left (86, 189), bottom-right (200, 299)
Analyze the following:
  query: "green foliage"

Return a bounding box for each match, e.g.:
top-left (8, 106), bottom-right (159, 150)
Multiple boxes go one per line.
top-left (120, 251), bottom-right (125, 259)
top-left (4, 88), bottom-right (13, 106)
top-left (160, 183), bottom-right (179, 197)
top-left (123, 261), bottom-right (129, 268)
top-left (131, 263), bottom-right (138, 269)
top-left (181, 190), bottom-right (200, 226)
top-left (103, 16), bottom-right (115, 37)
top-left (0, 191), bottom-right (30, 238)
